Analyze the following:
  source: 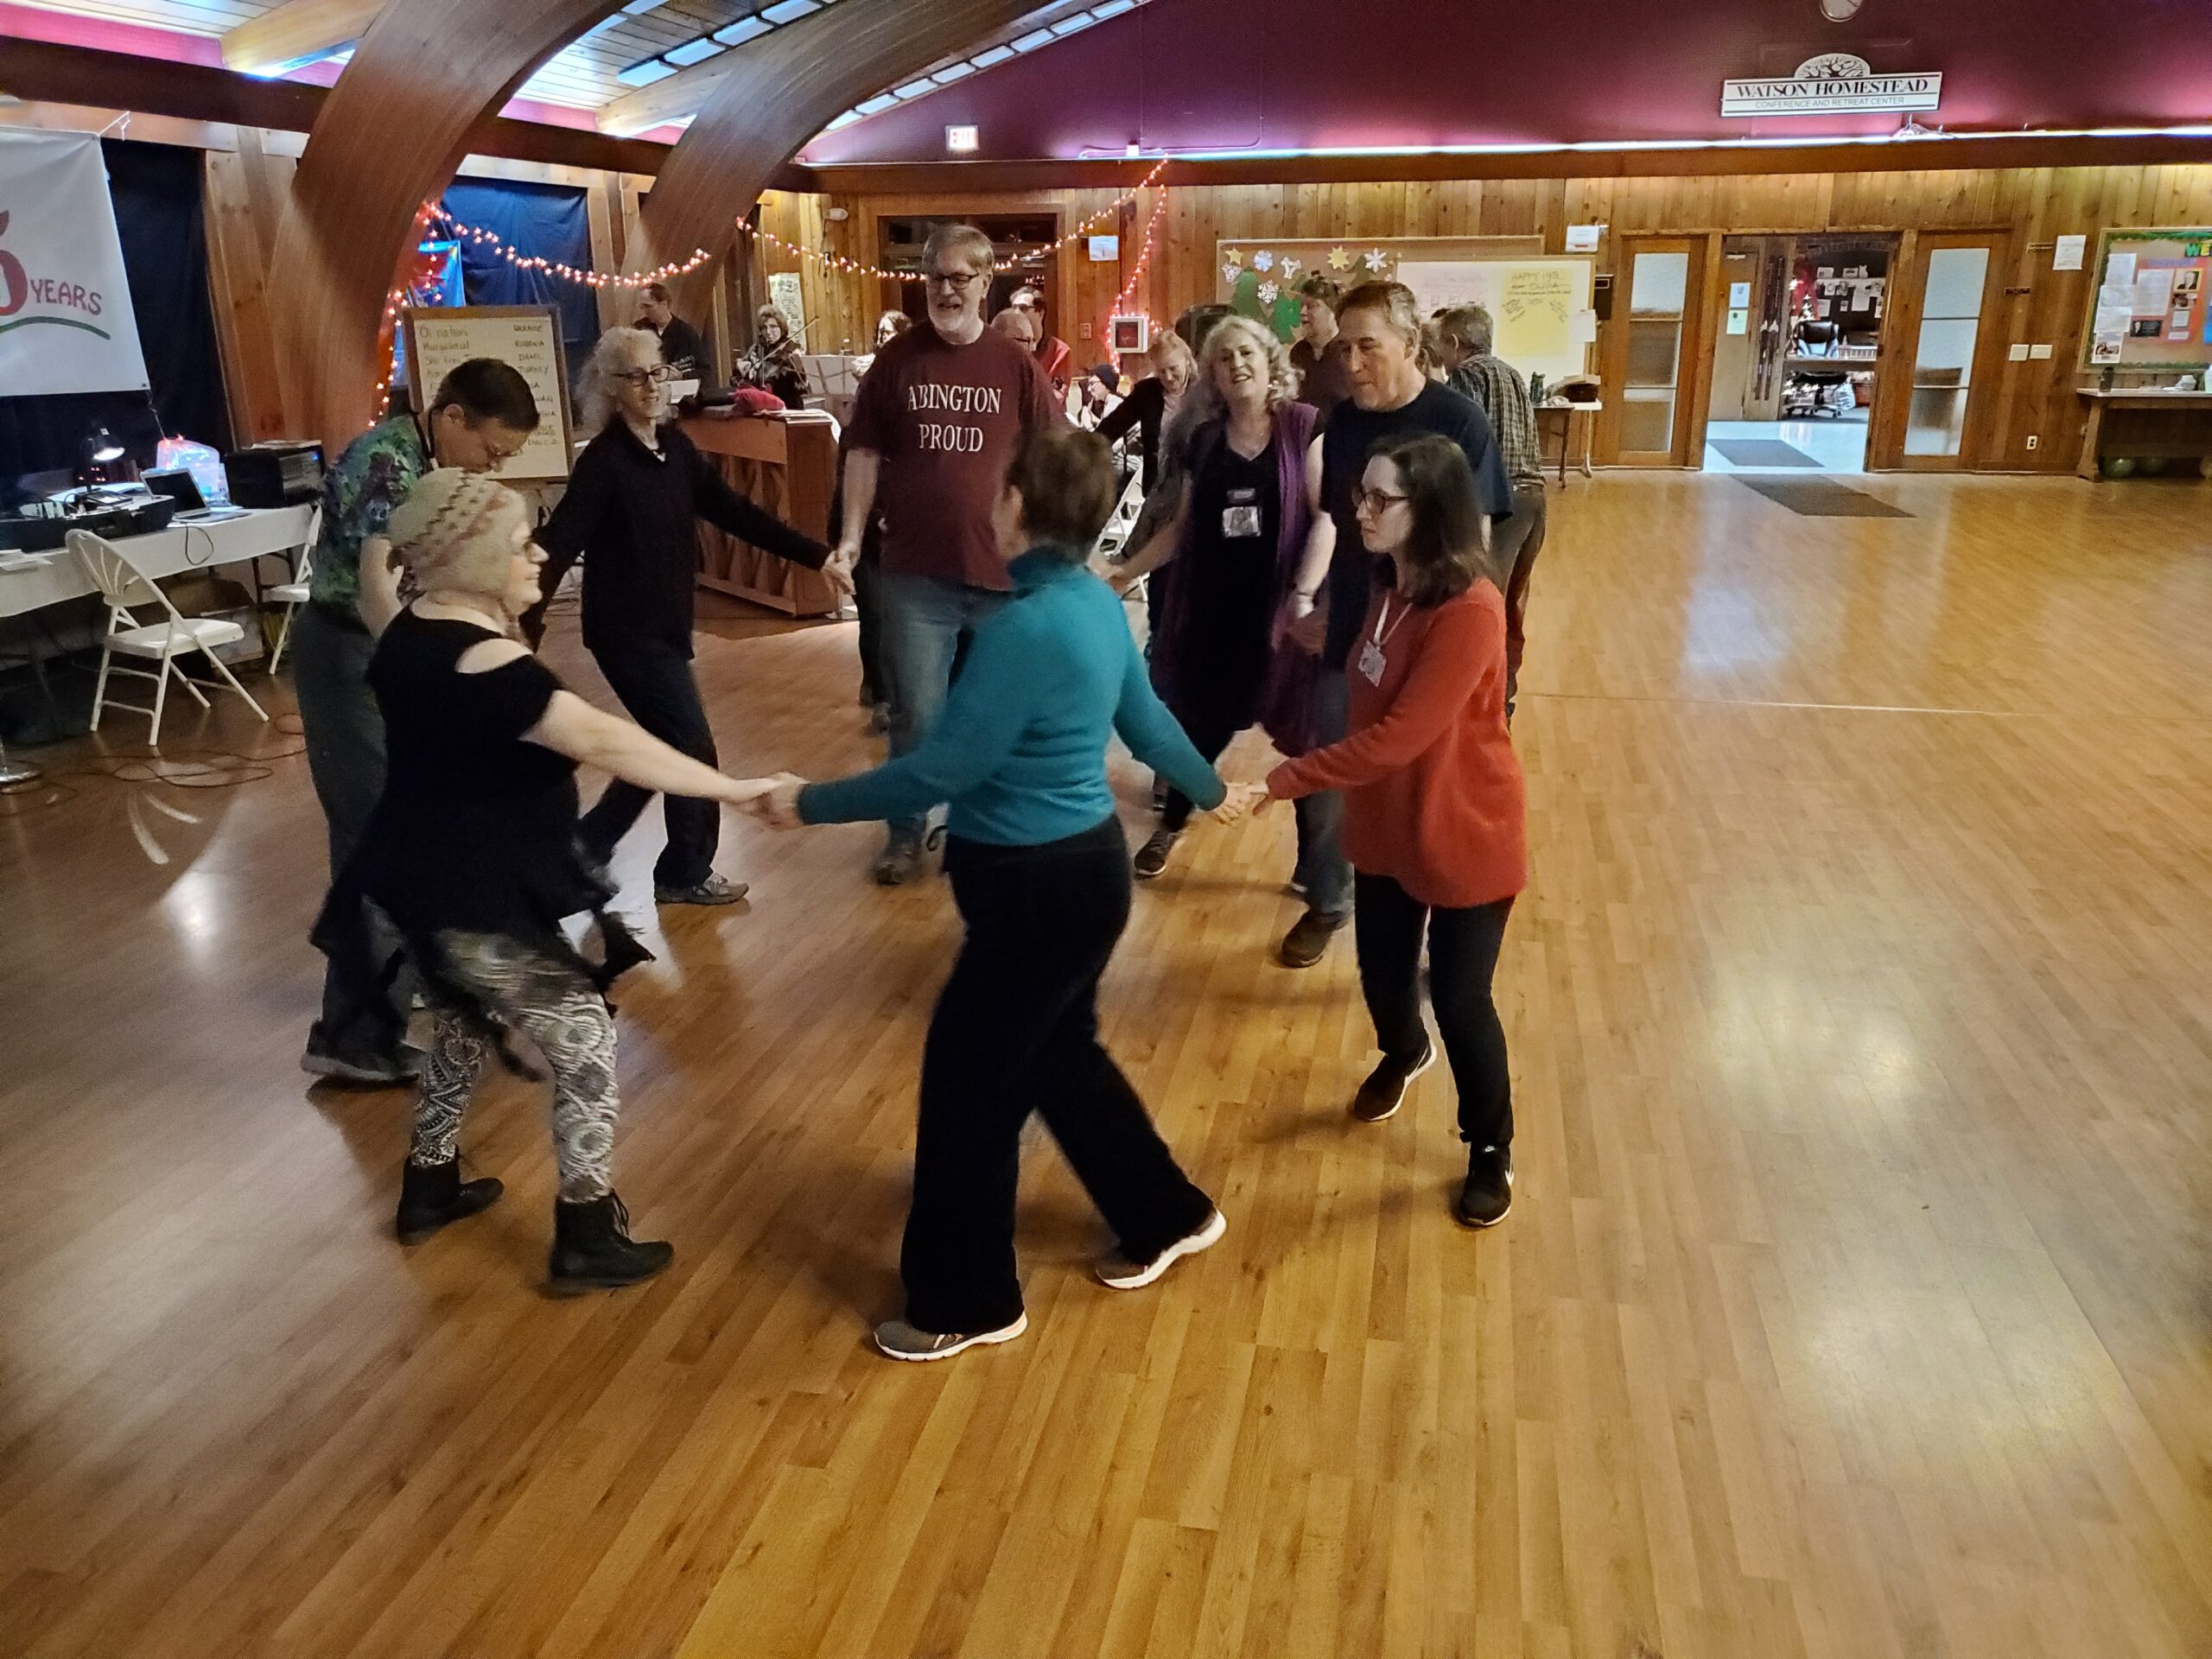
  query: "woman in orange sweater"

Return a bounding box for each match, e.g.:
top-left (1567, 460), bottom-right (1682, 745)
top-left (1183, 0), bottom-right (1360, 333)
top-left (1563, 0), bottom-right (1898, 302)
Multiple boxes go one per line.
top-left (1224, 434), bottom-right (1528, 1226)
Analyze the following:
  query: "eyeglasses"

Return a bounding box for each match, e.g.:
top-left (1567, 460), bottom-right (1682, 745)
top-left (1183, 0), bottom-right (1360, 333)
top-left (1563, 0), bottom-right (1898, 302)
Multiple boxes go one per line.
top-left (1352, 486), bottom-right (1411, 514)
top-left (613, 365), bottom-right (674, 387)
top-left (924, 269), bottom-right (983, 291)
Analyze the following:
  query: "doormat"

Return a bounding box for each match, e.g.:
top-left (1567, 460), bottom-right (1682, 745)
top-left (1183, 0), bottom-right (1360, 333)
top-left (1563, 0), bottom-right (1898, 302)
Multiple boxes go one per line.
top-left (1736, 478), bottom-right (1912, 518)
top-left (1712, 438), bottom-right (1822, 467)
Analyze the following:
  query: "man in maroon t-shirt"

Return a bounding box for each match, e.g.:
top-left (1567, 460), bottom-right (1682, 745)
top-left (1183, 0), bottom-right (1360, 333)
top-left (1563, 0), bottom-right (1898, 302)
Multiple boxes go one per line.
top-left (831, 222), bottom-right (1062, 884)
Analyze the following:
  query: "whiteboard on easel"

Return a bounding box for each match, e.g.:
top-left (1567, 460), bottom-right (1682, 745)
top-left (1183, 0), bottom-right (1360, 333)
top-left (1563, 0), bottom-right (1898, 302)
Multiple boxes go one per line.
top-left (1395, 258), bottom-right (1595, 387)
top-left (402, 306), bottom-right (575, 480)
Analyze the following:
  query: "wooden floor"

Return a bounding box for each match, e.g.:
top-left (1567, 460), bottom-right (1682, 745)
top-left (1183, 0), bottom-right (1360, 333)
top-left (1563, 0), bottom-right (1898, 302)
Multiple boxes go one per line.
top-left (2, 470), bottom-right (2209, 1659)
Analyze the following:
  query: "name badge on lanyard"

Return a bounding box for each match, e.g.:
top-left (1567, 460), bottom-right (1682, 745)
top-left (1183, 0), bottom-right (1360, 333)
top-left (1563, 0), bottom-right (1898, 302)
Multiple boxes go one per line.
top-left (1358, 594), bottom-right (1403, 686)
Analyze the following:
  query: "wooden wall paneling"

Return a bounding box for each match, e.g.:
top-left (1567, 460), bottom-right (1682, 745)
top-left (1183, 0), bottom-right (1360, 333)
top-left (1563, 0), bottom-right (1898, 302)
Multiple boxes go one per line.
top-left (1866, 228), bottom-right (1919, 467)
top-left (586, 178), bottom-right (624, 334)
top-left (1681, 232), bottom-right (1728, 469)
top-left (202, 143), bottom-right (293, 443)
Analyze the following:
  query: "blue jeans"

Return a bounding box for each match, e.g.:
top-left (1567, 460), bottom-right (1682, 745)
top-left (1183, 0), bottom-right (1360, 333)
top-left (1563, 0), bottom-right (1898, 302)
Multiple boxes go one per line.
top-left (1292, 668), bottom-right (1353, 920)
top-left (877, 569), bottom-right (1012, 841)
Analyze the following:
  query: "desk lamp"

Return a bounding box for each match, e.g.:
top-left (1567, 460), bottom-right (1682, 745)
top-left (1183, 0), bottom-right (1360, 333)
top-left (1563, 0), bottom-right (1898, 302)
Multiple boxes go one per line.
top-left (77, 425), bottom-right (127, 486)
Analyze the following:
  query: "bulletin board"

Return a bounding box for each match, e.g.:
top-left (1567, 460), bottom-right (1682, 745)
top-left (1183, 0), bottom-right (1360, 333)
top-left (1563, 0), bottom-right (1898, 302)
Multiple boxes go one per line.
top-left (1215, 236), bottom-right (1599, 385)
top-left (402, 305), bottom-right (575, 480)
top-left (2077, 228), bottom-right (2212, 372)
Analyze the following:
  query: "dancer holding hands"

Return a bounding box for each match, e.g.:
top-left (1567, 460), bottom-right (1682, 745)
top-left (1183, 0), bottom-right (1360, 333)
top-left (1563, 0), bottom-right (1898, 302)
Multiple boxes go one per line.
top-left (753, 426), bottom-right (1229, 1361)
top-left (1219, 434), bottom-right (1527, 1228)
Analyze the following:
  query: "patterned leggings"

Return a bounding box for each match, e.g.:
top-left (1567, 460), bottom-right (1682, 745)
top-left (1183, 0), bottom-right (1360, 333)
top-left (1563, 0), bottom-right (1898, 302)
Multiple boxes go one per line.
top-left (406, 932), bottom-right (620, 1203)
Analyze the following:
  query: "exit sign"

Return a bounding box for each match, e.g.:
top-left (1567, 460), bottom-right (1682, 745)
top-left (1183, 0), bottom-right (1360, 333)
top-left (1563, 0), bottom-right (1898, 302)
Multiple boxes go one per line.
top-left (944, 124), bottom-right (980, 153)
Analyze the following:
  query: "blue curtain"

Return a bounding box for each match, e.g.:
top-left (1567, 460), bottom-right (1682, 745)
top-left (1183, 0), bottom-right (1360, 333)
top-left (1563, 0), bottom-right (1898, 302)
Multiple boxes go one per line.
top-left (440, 178), bottom-right (602, 376)
top-left (0, 139), bottom-right (231, 507)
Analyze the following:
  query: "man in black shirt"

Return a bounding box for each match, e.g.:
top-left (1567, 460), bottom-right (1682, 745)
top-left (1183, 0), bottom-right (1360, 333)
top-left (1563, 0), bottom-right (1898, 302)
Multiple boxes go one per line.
top-left (534, 328), bottom-right (830, 906)
top-left (639, 283), bottom-right (711, 391)
top-left (1275, 279), bottom-right (1515, 969)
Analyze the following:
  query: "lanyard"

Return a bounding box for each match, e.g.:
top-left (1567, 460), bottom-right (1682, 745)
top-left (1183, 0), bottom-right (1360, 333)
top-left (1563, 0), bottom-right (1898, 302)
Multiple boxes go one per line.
top-left (1370, 593), bottom-right (1411, 653)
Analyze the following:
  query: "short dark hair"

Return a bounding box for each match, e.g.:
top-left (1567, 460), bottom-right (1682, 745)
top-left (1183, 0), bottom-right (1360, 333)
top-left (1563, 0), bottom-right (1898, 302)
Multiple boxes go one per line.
top-left (429, 359), bottom-right (539, 433)
top-left (1366, 434), bottom-right (1484, 607)
top-left (1294, 274), bottom-right (1342, 308)
top-left (642, 282), bottom-right (672, 304)
top-left (1005, 424), bottom-right (1118, 556)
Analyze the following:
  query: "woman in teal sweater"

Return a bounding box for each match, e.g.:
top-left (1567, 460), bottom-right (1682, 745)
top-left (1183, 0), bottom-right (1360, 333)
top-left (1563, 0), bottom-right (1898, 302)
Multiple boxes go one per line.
top-left (758, 427), bottom-right (1230, 1362)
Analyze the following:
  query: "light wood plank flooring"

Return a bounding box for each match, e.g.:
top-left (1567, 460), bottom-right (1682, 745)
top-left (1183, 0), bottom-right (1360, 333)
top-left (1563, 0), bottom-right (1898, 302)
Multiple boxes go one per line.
top-left (1, 470), bottom-right (2208, 1659)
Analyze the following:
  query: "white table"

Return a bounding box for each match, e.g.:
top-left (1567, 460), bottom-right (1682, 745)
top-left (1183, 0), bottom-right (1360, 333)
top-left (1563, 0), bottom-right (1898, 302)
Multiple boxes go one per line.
top-left (1535, 399), bottom-right (1602, 484)
top-left (0, 505), bottom-right (316, 618)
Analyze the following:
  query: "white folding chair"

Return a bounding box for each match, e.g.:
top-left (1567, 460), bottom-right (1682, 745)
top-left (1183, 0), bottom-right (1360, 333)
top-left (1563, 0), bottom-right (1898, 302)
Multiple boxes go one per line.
top-left (67, 529), bottom-right (268, 747)
top-left (1092, 471), bottom-right (1147, 564)
top-left (264, 504), bottom-right (321, 673)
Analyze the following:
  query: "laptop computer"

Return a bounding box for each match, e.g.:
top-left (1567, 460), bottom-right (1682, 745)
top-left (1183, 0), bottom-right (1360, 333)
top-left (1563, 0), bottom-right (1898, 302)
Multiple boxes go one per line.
top-left (143, 468), bottom-right (250, 524)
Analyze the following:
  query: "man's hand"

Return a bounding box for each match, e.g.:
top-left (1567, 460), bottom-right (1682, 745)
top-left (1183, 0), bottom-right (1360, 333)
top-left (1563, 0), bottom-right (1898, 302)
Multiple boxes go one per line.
top-left (1290, 600), bottom-right (1328, 655)
top-left (823, 542), bottom-right (860, 606)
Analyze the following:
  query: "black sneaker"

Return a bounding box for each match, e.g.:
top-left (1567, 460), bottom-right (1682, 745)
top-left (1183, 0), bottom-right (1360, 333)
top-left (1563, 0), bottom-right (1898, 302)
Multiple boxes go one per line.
top-left (1132, 827), bottom-right (1179, 880)
top-left (302, 1043), bottom-right (423, 1086)
top-left (1351, 1040), bottom-right (1434, 1122)
top-left (1454, 1145), bottom-right (1514, 1228)
top-left (1277, 907), bottom-right (1347, 969)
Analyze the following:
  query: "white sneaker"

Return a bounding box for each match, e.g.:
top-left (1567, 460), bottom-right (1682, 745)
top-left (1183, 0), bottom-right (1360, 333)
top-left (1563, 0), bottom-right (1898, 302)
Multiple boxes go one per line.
top-left (872, 1312), bottom-right (1028, 1362)
top-left (1094, 1207), bottom-right (1228, 1290)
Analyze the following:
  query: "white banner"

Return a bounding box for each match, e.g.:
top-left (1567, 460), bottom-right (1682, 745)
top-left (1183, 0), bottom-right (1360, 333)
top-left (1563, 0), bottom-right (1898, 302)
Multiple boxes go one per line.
top-left (0, 130), bottom-right (150, 396)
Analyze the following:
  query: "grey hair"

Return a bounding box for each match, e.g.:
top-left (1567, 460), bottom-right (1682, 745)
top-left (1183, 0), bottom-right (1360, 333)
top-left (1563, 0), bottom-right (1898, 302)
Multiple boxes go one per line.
top-left (1195, 314), bottom-right (1300, 416)
top-left (1439, 303), bottom-right (1495, 356)
top-left (1337, 280), bottom-right (1427, 349)
top-left (578, 326), bottom-right (661, 434)
top-left (922, 221), bottom-right (996, 276)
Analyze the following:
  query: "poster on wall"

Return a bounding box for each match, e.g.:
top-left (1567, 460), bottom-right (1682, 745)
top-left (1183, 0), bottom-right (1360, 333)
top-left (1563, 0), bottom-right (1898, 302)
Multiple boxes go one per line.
top-left (403, 307), bottom-right (574, 481)
top-left (768, 272), bottom-right (807, 347)
top-left (0, 130), bottom-right (150, 397)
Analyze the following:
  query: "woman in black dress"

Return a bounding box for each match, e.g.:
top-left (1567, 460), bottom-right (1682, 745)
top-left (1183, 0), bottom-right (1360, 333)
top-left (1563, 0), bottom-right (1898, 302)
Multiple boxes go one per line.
top-left (331, 468), bottom-right (779, 1292)
top-left (1109, 315), bottom-right (1323, 881)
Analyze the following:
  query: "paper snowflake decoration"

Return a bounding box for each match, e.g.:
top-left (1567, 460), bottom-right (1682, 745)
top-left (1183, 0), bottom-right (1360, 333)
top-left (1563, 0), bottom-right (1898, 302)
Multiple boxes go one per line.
top-left (1252, 251), bottom-right (1274, 272)
top-left (1363, 249), bottom-right (1389, 272)
top-left (1224, 248), bottom-right (1244, 267)
top-left (1258, 280), bottom-right (1280, 304)
top-left (1221, 263), bottom-right (1243, 285)
top-left (1281, 257), bottom-right (1302, 279)
top-left (1327, 247), bottom-right (1353, 271)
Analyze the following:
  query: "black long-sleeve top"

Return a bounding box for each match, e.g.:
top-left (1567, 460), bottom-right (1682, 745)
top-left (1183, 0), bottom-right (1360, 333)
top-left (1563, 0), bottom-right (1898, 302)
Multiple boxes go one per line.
top-left (538, 419), bottom-right (827, 656)
top-left (1096, 377), bottom-right (1170, 492)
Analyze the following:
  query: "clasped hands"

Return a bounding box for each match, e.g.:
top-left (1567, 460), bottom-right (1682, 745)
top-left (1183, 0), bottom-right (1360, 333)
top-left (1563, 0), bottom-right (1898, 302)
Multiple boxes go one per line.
top-left (724, 772), bottom-right (809, 830)
top-left (1211, 780), bottom-right (1274, 823)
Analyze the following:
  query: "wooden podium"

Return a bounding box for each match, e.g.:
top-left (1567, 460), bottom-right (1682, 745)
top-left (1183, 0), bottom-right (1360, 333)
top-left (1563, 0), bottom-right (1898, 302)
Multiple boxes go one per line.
top-left (683, 412), bottom-right (841, 615)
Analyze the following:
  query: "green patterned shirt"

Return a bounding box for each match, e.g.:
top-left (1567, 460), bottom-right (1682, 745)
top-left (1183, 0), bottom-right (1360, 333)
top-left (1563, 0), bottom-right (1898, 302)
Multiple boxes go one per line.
top-left (308, 415), bottom-right (431, 608)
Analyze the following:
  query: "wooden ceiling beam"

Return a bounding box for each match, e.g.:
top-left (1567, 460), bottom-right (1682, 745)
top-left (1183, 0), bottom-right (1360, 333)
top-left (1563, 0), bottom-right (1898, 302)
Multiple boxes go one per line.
top-left (634, 0), bottom-right (1034, 276)
top-left (0, 37), bottom-right (830, 183)
top-left (221, 0), bottom-right (386, 75)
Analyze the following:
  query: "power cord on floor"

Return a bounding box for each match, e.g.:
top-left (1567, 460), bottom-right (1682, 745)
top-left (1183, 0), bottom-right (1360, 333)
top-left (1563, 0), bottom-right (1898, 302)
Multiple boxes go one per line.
top-left (0, 712), bottom-right (307, 822)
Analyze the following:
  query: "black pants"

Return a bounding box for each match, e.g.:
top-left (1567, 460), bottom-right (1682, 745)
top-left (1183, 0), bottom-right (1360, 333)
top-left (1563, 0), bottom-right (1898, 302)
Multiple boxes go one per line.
top-left (904, 817), bottom-right (1215, 1334)
top-left (578, 633), bottom-right (720, 888)
top-left (293, 605), bottom-right (412, 1066)
top-left (1158, 701), bottom-right (1243, 831)
top-left (1353, 873), bottom-right (1515, 1149)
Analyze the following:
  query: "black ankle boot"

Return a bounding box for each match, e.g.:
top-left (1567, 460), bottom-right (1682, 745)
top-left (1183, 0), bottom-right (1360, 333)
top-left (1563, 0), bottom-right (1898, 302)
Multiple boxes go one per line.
top-left (549, 1192), bottom-right (672, 1294)
top-left (395, 1158), bottom-right (504, 1244)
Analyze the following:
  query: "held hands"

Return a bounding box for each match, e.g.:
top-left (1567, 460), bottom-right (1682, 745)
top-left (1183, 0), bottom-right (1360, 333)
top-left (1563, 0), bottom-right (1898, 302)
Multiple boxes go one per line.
top-left (1212, 780), bottom-right (1275, 823)
top-left (746, 772), bottom-right (808, 830)
top-left (823, 543), bottom-right (860, 605)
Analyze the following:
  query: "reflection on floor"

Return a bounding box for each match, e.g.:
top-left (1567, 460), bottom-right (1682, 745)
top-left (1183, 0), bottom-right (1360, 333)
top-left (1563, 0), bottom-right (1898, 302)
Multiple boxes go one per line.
top-left (1704, 414), bottom-right (1869, 474)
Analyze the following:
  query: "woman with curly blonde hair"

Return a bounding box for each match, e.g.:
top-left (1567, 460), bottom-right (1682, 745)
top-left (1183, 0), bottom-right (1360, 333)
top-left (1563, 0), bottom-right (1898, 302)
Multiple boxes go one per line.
top-left (1109, 315), bottom-right (1327, 880)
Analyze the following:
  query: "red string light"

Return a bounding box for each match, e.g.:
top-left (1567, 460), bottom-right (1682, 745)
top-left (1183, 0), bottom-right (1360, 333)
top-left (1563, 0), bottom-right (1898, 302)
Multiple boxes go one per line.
top-left (736, 158), bottom-right (1168, 285)
top-left (1103, 186), bottom-right (1169, 347)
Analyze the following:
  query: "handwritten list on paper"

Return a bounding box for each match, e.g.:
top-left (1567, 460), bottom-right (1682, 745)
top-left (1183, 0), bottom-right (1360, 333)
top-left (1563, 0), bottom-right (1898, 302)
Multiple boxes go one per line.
top-left (408, 310), bottom-right (573, 480)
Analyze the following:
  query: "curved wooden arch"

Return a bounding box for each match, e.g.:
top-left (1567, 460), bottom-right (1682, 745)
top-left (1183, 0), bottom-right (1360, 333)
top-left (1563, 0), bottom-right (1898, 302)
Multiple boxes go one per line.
top-left (268, 0), bottom-right (623, 445)
top-left (633, 0), bottom-right (1040, 278)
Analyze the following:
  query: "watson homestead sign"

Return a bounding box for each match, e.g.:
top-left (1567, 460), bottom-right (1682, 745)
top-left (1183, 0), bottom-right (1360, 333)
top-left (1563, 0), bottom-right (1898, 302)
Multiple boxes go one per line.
top-left (1721, 54), bottom-right (1942, 118)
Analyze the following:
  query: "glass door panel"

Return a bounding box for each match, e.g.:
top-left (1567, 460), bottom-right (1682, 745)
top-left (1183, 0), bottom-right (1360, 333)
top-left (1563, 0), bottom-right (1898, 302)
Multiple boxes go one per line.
top-left (1904, 245), bottom-right (1990, 459)
top-left (1609, 243), bottom-right (1702, 465)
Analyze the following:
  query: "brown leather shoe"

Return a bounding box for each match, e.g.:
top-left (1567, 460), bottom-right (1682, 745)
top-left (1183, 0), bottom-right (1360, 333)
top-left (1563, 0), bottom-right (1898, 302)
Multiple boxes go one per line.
top-left (1351, 1042), bottom-right (1435, 1122)
top-left (1277, 907), bottom-right (1347, 969)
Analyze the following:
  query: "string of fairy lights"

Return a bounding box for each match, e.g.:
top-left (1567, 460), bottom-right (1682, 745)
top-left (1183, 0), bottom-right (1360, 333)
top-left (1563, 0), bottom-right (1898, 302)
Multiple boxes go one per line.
top-left (733, 157), bottom-right (1167, 284)
top-left (370, 165), bottom-right (1173, 423)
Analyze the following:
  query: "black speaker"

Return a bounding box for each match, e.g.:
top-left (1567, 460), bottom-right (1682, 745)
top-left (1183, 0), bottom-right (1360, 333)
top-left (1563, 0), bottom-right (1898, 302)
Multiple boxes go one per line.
top-left (1592, 274), bottom-right (1615, 322)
